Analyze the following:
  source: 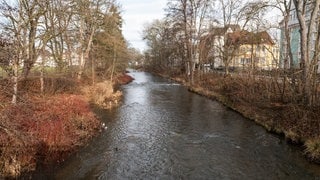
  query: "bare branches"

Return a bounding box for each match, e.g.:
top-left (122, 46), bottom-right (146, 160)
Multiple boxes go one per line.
top-left (0, 0), bottom-right (127, 104)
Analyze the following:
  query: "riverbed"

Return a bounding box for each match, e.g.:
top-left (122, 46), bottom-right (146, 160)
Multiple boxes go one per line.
top-left (34, 71), bottom-right (320, 179)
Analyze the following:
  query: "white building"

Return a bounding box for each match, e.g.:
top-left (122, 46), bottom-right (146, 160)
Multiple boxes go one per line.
top-left (206, 24), bottom-right (241, 68)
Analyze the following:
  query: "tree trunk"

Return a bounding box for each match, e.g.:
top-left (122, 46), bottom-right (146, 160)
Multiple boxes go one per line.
top-left (225, 57), bottom-right (230, 75)
top-left (78, 26), bottom-right (95, 81)
top-left (12, 61), bottom-right (18, 104)
top-left (77, 52), bottom-right (85, 80)
top-left (110, 43), bottom-right (116, 82)
top-left (91, 53), bottom-right (95, 85)
top-left (293, 0), bottom-right (320, 105)
top-left (40, 53), bottom-right (45, 94)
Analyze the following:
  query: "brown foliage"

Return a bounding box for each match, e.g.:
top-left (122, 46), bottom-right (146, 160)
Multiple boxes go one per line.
top-left (0, 94), bottom-right (100, 177)
top-left (113, 73), bottom-right (134, 91)
top-left (116, 73), bottom-right (134, 86)
top-left (19, 77), bottom-right (78, 95)
top-left (82, 81), bottom-right (122, 109)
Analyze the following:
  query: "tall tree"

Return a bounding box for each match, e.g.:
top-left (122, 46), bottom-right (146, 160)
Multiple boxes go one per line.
top-left (166, 0), bottom-right (213, 84)
top-left (92, 4), bottom-right (128, 81)
top-left (0, 0), bottom-right (43, 103)
top-left (75, 0), bottom-right (104, 80)
top-left (46, 0), bottom-right (74, 72)
top-left (270, 0), bottom-right (294, 70)
top-left (213, 0), bottom-right (269, 75)
top-left (292, 0), bottom-right (320, 105)
top-left (0, 0), bottom-right (127, 103)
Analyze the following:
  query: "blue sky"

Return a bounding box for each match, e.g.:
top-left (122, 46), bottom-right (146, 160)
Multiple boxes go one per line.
top-left (118, 0), bottom-right (167, 51)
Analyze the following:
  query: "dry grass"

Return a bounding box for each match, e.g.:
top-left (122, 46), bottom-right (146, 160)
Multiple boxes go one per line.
top-left (305, 138), bottom-right (320, 162)
top-left (82, 81), bottom-right (122, 109)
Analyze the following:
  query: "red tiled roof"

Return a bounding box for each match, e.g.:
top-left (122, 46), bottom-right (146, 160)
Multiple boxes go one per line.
top-left (210, 24), bottom-right (241, 36)
top-left (226, 30), bottom-right (274, 46)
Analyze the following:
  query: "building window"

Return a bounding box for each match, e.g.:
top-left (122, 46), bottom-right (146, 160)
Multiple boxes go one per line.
top-left (241, 58), bottom-right (250, 64)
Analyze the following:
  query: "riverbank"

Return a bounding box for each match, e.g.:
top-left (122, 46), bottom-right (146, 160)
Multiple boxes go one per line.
top-left (155, 71), bottom-right (320, 164)
top-left (0, 73), bottom-right (134, 178)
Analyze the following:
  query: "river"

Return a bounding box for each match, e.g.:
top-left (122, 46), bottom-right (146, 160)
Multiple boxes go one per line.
top-left (34, 71), bottom-right (320, 179)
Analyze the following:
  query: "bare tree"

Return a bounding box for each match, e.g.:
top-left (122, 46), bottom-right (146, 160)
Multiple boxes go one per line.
top-left (12, 0), bottom-right (47, 78)
top-left (1, 0), bottom-right (40, 104)
top-left (217, 0), bottom-right (270, 75)
top-left (270, 0), bottom-right (294, 70)
top-left (292, 0), bottom-right (320, 105)
top-left (46, 0), bottom-right (74, 72)
top-left (166, 0), bottom-right (213, 84)
top-left (0, 0), bottom-right (123, 103)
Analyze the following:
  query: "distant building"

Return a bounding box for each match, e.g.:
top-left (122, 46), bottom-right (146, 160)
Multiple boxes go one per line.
top-left (201, 24), bottom-right (240, 69)
top-left (201, 24), bottom-right (279, 71)
top-left (226, 30), bottom-right (279, 70)
top-left (279, 0), bottom-right (320, 72)
top-left (279, 2), bottom-right (301, 69)
top-left (35, 50), bottom-right (81, 68)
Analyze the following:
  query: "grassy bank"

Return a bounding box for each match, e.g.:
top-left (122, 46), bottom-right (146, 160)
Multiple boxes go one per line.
top-left (156, 71), bottom-right (320, 163)
top-left (0, 73), bottom-right (134, 178)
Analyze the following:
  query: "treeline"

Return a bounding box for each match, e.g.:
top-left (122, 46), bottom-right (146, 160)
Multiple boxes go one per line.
top-left (0, 0), bottom-right (132, 104)
top-left (143, 0), bottom-right (320, 107)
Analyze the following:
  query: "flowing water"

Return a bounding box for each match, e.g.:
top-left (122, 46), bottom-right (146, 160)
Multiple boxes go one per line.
top-left (35, 71), bottom-right (320, 179)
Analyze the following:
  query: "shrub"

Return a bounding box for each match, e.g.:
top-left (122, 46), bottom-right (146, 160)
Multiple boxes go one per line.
top-left (82, 81), bottom-right (122, 109)
top-left (305, 138), bottom-right (320, 162)
top-left (0, 94), bottom-right (100, 177)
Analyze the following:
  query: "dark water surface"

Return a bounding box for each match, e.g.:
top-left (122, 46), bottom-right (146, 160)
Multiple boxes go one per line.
top-left (35, 71), bottom-right (320, 179)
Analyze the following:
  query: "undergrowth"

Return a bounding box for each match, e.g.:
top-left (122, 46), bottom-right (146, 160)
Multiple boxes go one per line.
top-left (82, 81), bottom-right (122, 109)
top-left (0, 94), bottom-right (100, 177)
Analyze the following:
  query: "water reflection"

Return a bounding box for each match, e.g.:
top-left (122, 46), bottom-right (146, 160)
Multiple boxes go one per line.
top-left (36, 71), bottom-right (320, 179)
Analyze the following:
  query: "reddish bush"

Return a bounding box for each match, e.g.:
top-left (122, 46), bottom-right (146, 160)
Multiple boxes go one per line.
top-left (116, 74), bottom-right (134, 85)
top-left (0, 94), bottom-right (100, 177)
